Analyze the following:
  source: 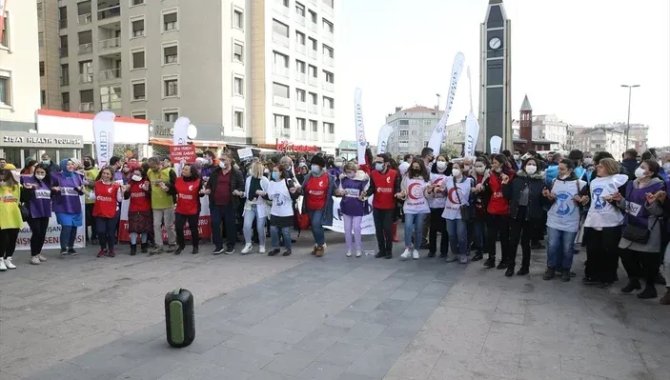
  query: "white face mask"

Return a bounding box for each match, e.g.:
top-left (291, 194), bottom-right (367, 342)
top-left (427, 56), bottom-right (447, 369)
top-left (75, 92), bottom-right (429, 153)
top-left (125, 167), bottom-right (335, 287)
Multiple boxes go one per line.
top-left (131, 175), bottom-right (142, 182)
top-left (583, 158), bottom-right (593, 165)
top-left (436, 161), bottom-right (447, 171)
top-left (334, 162), bottom-right (343, 168)
top-left (219, 161), bottom-right (226, 169)
top-left (35, 174), bottom-right (46, 180)
top-left (451, 169), bottom-right (461, 177)
top-left (513, 155), bottom-right (520, 160)
top-left (634, 167), bottom-right (646, 179)
top-left (525, 165), bottom-right (537, 175)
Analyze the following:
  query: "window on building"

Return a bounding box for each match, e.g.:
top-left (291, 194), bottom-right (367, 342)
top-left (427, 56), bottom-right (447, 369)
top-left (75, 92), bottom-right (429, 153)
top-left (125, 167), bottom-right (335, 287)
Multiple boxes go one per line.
top-left (38, 32), bottom-right (44, 47)
top-left (0, 76), bottom-right (11, 106)
top-left (308, 92), bottom-right (317, 105)
top-left (132, 50), bottom-right (145, 69)
top-left (60, 64), bottom-right (69, 85)
top-left (131, 0), bottom-right (145, 6)
top-left (308, 37), bottom-right (317, 51)
top-left (297, 117), bottom-right (306, 132)
top-left (0, 14), bottom-right (7, 48)
top-left (399, 119), bottom-right (409, 125)
top-left (325, 122), bottom-right (335, 134)
top-left (324, 70), bottom-right (334, 83)
top-left (273, 51), bottom-right (289, 68)
top-left (132, 81), bottom-right (146, 100)
top-left (308, 9), bottom-right (317, 24)
top-left (61, 92), bottom-right (70, 111)
top-left (163, 11), bottom-right (178, 31)
top-left (131, 19), bottom-right (144, 37)
top-left (164, 77), bottom-right (179, 97)
top-left (296, 31), bottom-right (305, 45)
top-left (79, 89), bottom-right (94, 111)
top-left (79, 60), bottom-right (93, 83)
top-left (234, 110), bottom-right (244, 129)
top-left (323, 44), bottom-right (334, 58)
top-left (234, 76), bottom-right (244, 96)
top-left (39, 61), bottom-right (45, 77)
top-left (163, 45), bottom-right (178, 64)
top-left (399, 130), bottom-right (409, 137)
top-left (37, 2), bottom-right (43, 18)
top-left (274, 114), bottom-right (290, 137)
top-left (310, 120), bottom-right (318, 133)
top-left (78, 30), bottom-right (92, 54)
top-left (322, 18), bottom-right (333, 33)
top-left (308, 65), bottom-right (317, 78)
top-left (233, 9), bottom-right (244, 30)
top-left (322, 0), bottom-right (334, 8)
top-left (58, 6), bottom-right (68, 28)
top-left (296, 60), bottom-right (306, 74)
top-left (323, 96), bottom-right (334, 109)
top-left (272, 19), bottom-right (289, 37)
top-left (233, 42), bottom-right (244, 62)
top-left (296, 88), bottom-right (306, 102)
top-left (273, 82), bottom-right (289, 99)
top-left (59, 35), bottom-right (68, 57)
top-left (164, 109), bottom-right (179, 122)
top-left (100, 85), bottom-right (121, 110)
top-left (77, 1), bottom-right (92, 24)
top-left (295, 2), bottom-right (305, 17)
top-left (132, 111), bottom-right (146, 119)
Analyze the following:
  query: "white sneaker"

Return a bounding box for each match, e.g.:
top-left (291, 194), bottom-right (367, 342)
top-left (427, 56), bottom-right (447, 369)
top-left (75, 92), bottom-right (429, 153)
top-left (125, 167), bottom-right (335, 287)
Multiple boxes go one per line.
top-left (0, 259), bottom-right (6, 271)
top-left (400, 249), bottom-right (411, 260)
top-left (355, 251), bottom-right (362, 258)
top-left (5, 257), bottom-right (16, 269)
top-left (412, 249), bottom-right (420, 260)
top-left (346, 251), bottom-right (352, 257)
top-left (30, 256), bottom-right (41, 265)
top-left (258, 245), bottom-right (266, 254)
top-left (241, 243), bottom-right (253, 255)
top-left (37, 254), bottom-right (47, 262)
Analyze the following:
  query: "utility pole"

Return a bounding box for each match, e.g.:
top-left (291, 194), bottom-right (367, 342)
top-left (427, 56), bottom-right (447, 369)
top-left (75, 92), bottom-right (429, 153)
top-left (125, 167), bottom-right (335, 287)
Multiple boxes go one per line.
top-left (621, 84), bottom-right (640, 148)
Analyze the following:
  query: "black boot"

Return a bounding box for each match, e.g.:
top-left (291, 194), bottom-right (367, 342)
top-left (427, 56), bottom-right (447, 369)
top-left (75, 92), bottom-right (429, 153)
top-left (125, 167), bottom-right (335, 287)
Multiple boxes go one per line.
top-left (621, 279), bottom-right (642, 294)
top-left (637, 283), bottom-right (657, 299)
top-left (192, 245), bottom-right (199, 254)
top-left (375, 251), bottom-right (386, 258)
top-left (516, 267), bottom-right (529, 276)
top-left (496, 260), bottom-right (508, 270)
top-left (505, 265), bottom-right (515, 277)
top-left (471, 252), bottom-right (483, 262)
top-left (427, 252), bottom-right (436, 258)
top-left (130, 244), bottom-right (137, 256)
top-left (484, 257), bottom-right (495, 268)
top-left (140, 243), bottom-right (148, 253)
top-left (543, 268), bottom-right (555, 280)
top-left (656, 272), bottom-right (667, 286)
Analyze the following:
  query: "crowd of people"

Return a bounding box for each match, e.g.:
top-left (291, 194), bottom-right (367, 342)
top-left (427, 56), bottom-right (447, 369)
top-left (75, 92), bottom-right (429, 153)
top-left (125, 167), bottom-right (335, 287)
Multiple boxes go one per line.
top-left (1, 146), bottom-right (669, 305)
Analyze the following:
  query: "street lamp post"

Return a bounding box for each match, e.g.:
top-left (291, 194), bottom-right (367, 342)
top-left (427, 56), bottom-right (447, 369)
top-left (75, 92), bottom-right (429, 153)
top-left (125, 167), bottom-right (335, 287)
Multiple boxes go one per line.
top-left (621, 84), bottom-right (640, 149)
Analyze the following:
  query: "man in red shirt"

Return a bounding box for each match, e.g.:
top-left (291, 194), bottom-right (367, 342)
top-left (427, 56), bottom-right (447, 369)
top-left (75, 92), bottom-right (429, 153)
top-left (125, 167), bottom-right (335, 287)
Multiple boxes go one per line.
top-left (365, 153), bottom-right (401, 259)
top-left (204, 154), bottom-right (244, 255)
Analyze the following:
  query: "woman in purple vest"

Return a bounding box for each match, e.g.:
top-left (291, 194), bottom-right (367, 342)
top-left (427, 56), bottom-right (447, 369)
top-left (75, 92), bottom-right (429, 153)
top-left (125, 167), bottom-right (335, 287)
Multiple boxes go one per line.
top-left (52, 159), bottom-right (84, 256)
top-left (618, 159), bottom-right (667, 299)
top-left (21, 164), bottom-right (53, 264)
top-left (335, 162), bottom-right (370, 258)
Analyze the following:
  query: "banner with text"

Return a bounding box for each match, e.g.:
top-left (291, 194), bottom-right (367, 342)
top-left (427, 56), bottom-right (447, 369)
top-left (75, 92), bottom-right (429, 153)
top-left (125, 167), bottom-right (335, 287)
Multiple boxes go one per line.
top-left (354, 88), bottom-right (367, 165)
top-left (377, 124), bottom-right (393, 155)
top-left (427, 52), bottom-right (465, 154)
top-left (16, 197), bottom-right (86, 250)
top-left (93, 111), bottom-right (116, 167)
top-left (464, 111), bottom-right (480, 158)
top-left (323, 195), bottom-right (376, 235)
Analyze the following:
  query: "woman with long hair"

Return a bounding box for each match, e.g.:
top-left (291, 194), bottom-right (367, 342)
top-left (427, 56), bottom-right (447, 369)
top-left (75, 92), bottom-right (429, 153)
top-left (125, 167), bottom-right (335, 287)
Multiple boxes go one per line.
top-left (482, 154), bottom-right (513, 269)
top-left (470, 157), bottom-right (490, 261)
top-left (399, 159), bottom-right (431, 260)
top-left (427, 155), bottom-right (449, 259)
top-left (299, 155), bottom-right (337, 257)
top-left (241, 161), bottom-right (270, 254)
top-left (21, 164), bottom-right (53, 265)
top-left (171, 163), bottom-right (204, 255)
top-left (261, 164), bottom-right (299, 256)
top-left (125, 165), bottom-right (151, 255)
top-left (441, 161), bottom-right (474, 264)
top-left (92, 167), bottom-right (124, 257)
top-left (0, 165), bottom-right (23, 270)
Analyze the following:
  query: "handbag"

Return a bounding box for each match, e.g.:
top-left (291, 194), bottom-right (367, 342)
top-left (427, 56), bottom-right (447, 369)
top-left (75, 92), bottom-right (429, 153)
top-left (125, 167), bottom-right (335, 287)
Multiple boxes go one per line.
top-left (451, 179), bottom-right (472, 222)
top-left (19, 203), bottom-right (30, 221)
top-left (622, 218), bottom-right (658, 244)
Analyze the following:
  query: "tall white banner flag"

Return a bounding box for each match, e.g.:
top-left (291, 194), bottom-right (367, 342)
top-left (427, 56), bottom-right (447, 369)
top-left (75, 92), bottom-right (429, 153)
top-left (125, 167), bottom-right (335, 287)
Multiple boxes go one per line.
top-left (173, 116), bottom-right (190, 146)
top-left (490, 136), bottom-right (502, 154)
top-left (464, 112), bottom-right (480, 158)
top-left (354, 88), bottom-right (367, 165)
top-left (377, 124), bottom-right (393, 154)
top-left (92, 111), bottom-right (116, 167)
top-left (427, 52), bottom-right (465, 154)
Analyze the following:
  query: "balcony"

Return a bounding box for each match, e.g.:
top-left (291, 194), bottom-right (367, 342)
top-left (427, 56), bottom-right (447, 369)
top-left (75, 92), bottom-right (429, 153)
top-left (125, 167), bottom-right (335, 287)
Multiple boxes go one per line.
top-left (296, 73), bottom-right (306, 83)
top-left (59, 47), bottom-right (69, 58)
top-left (308, 104), bottom-right (318, 114)
top-left (298, 130), bottom-right (306, 140)
top-left (308, 76), bottom-right (318, 87)
top-left (80, 102), bottom-right (95, 112)
top-left (99, 68), bottom-right (121, 82)
top-left (273, 66), bottom-right (289, 78)
top-left (322, 5), bottom-right (334, 17)
top-left (99, 37), bottom-right (120, 50)
top-left (79, 74), bottom-right (94, 84)
top-left (272, 33), bottom-right (290, 48)
top-left (295, 16), bottom-right (305, 26)
top-left (296, 44), bottom-right (306, 55)
top-left (322, 82), bottom-right (334, 92)
top-left (323, 56), bottom-right (334, 67)
top-left (273, 96), bottom-right (290, 108)
top-left (59, 19), bottom-right (68, 29)
top-left (78, 13), bottom-right (92, 25)
top-left (308, 49), bottom-right (317, 60)
top-left (322, 108), bottom-right (335, 118)
top-left (98, 5), bottom-right (121, 21)
top-left (296, 101), bottom-right (307, 112)
top-left (323, 32), bottom-right (334, 43)
top-left (78, 43), bottom-right (93, 55)
top-left (308, 22), bottom-right (318, 33)
top-left (280, 129), bottom-right (291, 138)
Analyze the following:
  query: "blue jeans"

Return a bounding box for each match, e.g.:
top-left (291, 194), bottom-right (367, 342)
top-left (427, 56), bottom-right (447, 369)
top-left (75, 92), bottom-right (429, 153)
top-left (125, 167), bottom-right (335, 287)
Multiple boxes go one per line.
top-left (243, 204), bottom-right (266, 246)
top-left (307, 209), bottom-right (325, 246)
top-left (60, 225), bottom-right (77, 251)
top-left (404, 213), bottom-right (426, 249)
top-left (270, 225), bottom-right (292, 251)
top-left (446, 219), bottom-right (468, 256)
top-left (211, 203), bottom-right (237, 250)
top-left (547, 227), bottom-right (577, 270)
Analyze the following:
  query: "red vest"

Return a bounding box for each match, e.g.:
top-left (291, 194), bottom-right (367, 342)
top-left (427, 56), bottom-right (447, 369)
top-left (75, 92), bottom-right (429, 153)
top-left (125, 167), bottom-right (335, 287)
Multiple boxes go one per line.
top-left (129, 181), bottom-right (151, 212)
top-left (486, 172), bottom-right (510, 215)
top-left (370, 169), bottom-right (398, 210)
top-left (305, 175), bottom-right (329, 210)
top-left (93, 181), bottom-right (119, 218)
top-left (175, 178), bottom-right (201, 215)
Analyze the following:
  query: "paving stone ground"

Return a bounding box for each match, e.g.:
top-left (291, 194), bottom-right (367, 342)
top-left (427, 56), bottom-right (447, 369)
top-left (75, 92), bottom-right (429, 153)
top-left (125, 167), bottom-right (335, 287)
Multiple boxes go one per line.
top-left (1, 231), bottom-right (669, 380)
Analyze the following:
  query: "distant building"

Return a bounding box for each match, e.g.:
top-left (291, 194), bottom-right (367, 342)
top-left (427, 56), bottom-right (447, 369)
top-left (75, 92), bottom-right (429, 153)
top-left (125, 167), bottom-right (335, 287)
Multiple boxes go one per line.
top-left (571, 127), bottom-right (626, 159)
top-left (386, 105), bottom-right (442, 156)
top-left (511, 95), bottom-right (555, 153)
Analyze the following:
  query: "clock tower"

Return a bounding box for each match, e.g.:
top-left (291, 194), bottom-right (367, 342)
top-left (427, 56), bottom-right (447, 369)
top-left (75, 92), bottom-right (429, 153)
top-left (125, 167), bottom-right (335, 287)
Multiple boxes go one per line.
top-left (478, 0), bottom-right (512, 153)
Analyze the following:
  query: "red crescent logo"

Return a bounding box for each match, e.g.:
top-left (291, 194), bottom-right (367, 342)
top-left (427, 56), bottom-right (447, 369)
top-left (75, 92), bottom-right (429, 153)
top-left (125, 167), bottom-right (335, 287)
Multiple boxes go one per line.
top-left (107, 187), bottom-right (113, 194)
top-left (408, 183), bottom-right (420, 200)
top-left (432, 178), bottom-right (443, 186)
top-left (386, 177), bottom-right (391, 184)
top-left (319, 180), bottom-right (324, 187)
top-left (447, 187), bottom-right (460, 204)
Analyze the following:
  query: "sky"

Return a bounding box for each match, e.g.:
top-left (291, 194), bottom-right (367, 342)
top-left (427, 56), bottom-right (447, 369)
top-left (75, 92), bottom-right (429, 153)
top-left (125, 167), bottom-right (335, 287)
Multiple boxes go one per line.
top-left (335, 0), bottom-right (670, 149)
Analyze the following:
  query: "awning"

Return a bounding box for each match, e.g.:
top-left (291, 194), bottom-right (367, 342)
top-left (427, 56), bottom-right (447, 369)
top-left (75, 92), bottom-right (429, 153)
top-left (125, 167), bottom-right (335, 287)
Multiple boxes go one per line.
top-left (149, 138), bottom-right (226, 148)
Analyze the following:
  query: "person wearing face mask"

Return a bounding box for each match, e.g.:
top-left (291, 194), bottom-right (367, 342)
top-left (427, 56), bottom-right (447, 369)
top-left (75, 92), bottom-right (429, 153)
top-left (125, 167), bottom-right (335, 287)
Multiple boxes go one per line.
top-left (261, 164), bottom-right (299, 256)
top-left (0, 165), bottom-right (24, 271)
top-left (470, 157), bottom-right (490, 261)
top-left (441, 162), bottom-right (474, 264)
top-left (146, 157), bottom-right (177, 254)
top-left (240, 161), bottom-right (270, 255)
top-left (52, 159), bottom-right (85, 256)
top-left (582, 153), bottom-right (595, 184)
top-left (513, 151), bottom-right (522, 171)
top-left (426, 155), bottom-right (450, 259)
top-left (481, 154), bottom-right (513, 269)
top-left (542, 159), bottom-right (589, 281)
top-left (335, 162), bottom-right (370, 258)
top-left (169, 164), bottom-right (205, 255)
top-left (92, 167), bottom-right (126, 257)
top-left (616, 160), bottom-right (666, 299)
top-left (398, 159), bottom-right (431, 260)
top-left (328, 157), bottom-right (345, 185)
top-left (124, 166), bottom-right (151, 255)
top-left (205, 153), bottom-right (245, 255)
top-left (82, 157), bottom-right (99, 244)
top-left (299, 155), bottom-right (337, 257)
top-left (20, 164), bottom-right (53, 265)
top-left (364, 154), bottom-right (401, 259)
top-left (40, 153), bottom-right (60, 174)
top-left (109, 156), bottom-right (125, 184)
top-left (505, 158), bottom-right (547, 276)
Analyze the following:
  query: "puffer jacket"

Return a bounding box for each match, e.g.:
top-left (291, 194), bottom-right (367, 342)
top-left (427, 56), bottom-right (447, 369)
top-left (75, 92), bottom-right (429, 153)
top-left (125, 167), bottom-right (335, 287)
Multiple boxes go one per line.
top-left (508, 170), bottom-right (548, 221)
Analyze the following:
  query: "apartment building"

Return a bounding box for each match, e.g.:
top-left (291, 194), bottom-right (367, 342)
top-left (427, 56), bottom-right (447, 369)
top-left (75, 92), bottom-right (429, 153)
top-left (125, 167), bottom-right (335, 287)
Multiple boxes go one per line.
top-left (386, 106), bottom-right (443, 157)
top-left (42, 0), bottom-right (337, 150)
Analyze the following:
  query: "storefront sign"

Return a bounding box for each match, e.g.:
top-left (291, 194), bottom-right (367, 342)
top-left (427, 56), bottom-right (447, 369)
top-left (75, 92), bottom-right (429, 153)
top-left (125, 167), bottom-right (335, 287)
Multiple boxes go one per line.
top-left (0, 132), bottom-right (84, 149)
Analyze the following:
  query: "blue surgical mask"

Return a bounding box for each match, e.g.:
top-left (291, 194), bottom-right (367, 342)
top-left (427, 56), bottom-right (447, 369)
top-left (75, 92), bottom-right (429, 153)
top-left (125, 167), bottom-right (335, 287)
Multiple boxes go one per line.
top-left (375, 163), bottom-right (384, 171)
top-left (271, 172), bottom-right (281, 181)
top-left (311, 165), bottom-right (321, 174)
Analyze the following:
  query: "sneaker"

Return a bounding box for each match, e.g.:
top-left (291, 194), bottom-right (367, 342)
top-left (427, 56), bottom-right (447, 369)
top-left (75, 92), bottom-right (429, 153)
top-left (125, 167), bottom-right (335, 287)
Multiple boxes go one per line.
top-left (315, 245), bottom-right (325, 257)
top-left (30, 256), bottom-right (41, 265)
top-left (282, 250), bottom-right (292, 256)
top-left (224, 247), bottom-right (235, 255)
top-left (60, 249), bottom-right (68, 257)
top-left (543, 268), bottom-right (556, 281)
top-left (505, 266), bottom-right (515, 277)
top-left (4, 257), bottom-right (16, 269)
top-left (0, 259), bottom-right (6, 271)
top-left (37, 254), bottom-right (47, 262)
top-left (621, 279), bottom-right (642, 294)
top-left (97, 249), bottom-right (107, 258)
top-left (516, 267), bottom-right (529, 276)
top-left (412, 249), bottom-right (420, 260)
top-left (140, 243), bottom-right (149, 253)
top-left (192, 247), bottom-right (199, 254)
top-left (258, 246), bottom-right (266, 254)
top-left (471, 252), bottom-right (484, 262)
top-left (174, 246), bottom-right (184, 255)
top-left (108, 250), bottom-right (116, 258)
top-left (459, 255), bottom-right (469, 264)
top-left (150, 246), bottom-right (163, 255)
top-left (637, 285), bottom-right (657, 299)
top-left (582, 276), bottom-right (600, 285)
top-left (241, 243), bottom-right (253, 255)
top-left (346, 251), bottom-right (352, 257)
top-left (561, 271), bottom-right (571, 282)
top-left (375, 251), bottom-right (385, 258)
top-left (268, 248), bottom-right (280, 256)
top-left (67, 248), bottom-right (78, 255)
top-left (311, 245), bottom-right (318, 256)
top-left (427, 252), bottom-right (436, 258)
top-left (445, 255), bottom-right (458, 263)
top-left (165, 245), bottom-right (177, 253)
top-left (400, 249), bottom-right (411, 260)
top-left (496, 260), bottom-right (508, 270)
top-left (483, 257), bottom-right (495, 269)
top-left (659, 288), bottom-right (670, 305)
top-left (355, 251), bottom-right (362, 258)
top-left (212, 247), bottom-right (225, 255)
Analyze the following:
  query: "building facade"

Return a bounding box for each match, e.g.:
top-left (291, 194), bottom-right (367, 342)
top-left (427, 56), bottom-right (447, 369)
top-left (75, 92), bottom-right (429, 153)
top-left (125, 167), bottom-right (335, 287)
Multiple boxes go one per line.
top-left (572, 127), bottom-right (627, 159)
top-left (39, 0), bottom-right (337, 151)
top-left (386, 106), bottom-right (442, 157)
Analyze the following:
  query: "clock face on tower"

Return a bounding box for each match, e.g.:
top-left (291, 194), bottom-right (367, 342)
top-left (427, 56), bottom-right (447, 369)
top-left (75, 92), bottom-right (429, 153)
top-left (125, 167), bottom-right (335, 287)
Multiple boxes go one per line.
top-left (488, 37), bottom-right (502, 50)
